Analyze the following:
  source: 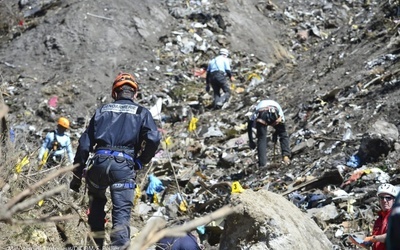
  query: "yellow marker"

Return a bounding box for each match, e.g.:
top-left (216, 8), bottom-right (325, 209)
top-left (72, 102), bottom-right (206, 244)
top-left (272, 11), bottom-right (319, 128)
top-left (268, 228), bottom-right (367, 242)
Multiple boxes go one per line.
top-left (38, 200), bottom-right (44, 206)
top-left (38, 150), bottom-right (49, 170)
top-left (153, 193), bottom-right (162, 205)
top-left (179, 200), bottom-right (188, 212)
top-left (134, 186), bottom-right (141, 205)
top-left (231, 181), bottom-right (244, 194)
top-left (165, 136), bottom-right (172, 147)
top-left (188, 117), bottom-right (199, 132)
top-left (15, 155), bottom-right (30, 174)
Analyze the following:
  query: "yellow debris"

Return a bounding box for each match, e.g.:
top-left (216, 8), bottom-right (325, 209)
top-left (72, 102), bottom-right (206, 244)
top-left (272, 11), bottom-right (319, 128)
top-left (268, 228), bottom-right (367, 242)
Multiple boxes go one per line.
top-left (247, 73), bottom-right (261, 81)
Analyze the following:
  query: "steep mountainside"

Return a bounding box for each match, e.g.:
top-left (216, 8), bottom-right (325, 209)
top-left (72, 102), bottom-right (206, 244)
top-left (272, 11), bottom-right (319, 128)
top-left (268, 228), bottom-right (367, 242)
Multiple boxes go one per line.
top-left (0, 0), bottom-right (399, 249)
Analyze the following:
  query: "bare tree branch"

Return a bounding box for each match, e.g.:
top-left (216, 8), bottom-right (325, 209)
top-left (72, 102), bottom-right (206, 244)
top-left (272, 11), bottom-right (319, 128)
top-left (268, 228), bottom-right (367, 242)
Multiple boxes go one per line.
top-left (11, 214), bottom-right (77, 225)
top-left (130, 204), bottom-right (242, 250)
top-left (5, 164), bottom-right (76, 210)
top-left (7, 185), bottom-right (66, 217)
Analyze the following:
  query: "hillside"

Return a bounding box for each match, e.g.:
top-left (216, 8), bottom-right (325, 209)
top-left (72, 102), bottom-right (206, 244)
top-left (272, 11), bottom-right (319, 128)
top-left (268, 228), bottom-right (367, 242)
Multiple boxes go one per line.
top-left (0, 0), bottom-right (399, 249)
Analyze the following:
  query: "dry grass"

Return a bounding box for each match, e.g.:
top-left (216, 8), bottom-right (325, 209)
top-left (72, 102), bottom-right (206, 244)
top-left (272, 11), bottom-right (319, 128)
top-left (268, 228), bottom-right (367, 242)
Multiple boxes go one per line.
top-left (0, 106), bottom-right (92, 248)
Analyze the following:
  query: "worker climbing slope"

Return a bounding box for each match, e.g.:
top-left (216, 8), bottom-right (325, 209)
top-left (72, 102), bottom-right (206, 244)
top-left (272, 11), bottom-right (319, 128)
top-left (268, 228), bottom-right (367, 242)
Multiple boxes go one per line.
top-left (247, 99), bottom-right (291, 168)
top-left (70, 72), bottom-right (161, 249)
top-left (205, 48), bottom-right (235, 110)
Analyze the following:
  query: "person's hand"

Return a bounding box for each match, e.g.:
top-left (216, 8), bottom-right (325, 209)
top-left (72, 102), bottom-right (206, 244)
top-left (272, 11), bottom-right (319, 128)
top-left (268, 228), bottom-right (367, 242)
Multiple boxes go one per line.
top-left (230, 76), bottom-right (235, 82)
top-left (363, 236), bottom-right (377, 243)
top-left (271, 116), bottom-right (282, 126)
top-left (206, 84), bottom-right (210, 92)
top-left (70, 176), bottom-right (82, 193)
top-left (249, 140), bottom-right (256, 149)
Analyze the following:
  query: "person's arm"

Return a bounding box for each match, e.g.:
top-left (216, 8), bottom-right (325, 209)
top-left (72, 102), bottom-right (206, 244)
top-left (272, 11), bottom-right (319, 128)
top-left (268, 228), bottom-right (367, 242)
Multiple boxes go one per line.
top-left (206, 62), bottom-right (211, 85)
top-left (247, 118), bottom-right (256, 149)
top-left (364, 233), bottom-right (386, 243)
top-left (38, 133), bottom-right (52, 160)
top-left (374, 233), bottom-right (386, 243)
top-left (66, 137), bottom-right (74, 164)
top-left (224, 58), bottom-right (235, 81)
top-left (206, 69), bottom-right (211, 92)
top-left (73, 116), bottom-right (95, 177)
top-left (138, 111), bottom-right (161, 164)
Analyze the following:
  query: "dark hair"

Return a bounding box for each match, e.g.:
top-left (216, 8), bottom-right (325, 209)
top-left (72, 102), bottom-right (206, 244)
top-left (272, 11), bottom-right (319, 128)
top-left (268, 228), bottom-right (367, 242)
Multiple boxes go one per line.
top-left (116, 85), bottom-right (136, 100)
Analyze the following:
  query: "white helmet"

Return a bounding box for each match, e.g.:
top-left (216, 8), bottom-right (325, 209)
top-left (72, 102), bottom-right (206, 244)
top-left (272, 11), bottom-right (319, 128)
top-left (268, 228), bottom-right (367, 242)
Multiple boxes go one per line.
top-left (377, 183), bottom-right (399, 197)
top-left (219, 48), bottom-right (229, 56)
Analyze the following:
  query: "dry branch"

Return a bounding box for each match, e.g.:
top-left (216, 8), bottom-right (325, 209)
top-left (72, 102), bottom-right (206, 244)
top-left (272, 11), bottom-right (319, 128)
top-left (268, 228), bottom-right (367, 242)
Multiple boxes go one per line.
top-left (7, 185), bottom-right (66, 217)
top-left (130, 204), bottom-right (242, 250)
top-left (12, 214), bottom-right (77, 225)
top-left (5, 164), bottom-right (76, 210)
top-left (0, 163), bottom-right (77, 224)
top-left (363, 68), bottom-right (400, 89)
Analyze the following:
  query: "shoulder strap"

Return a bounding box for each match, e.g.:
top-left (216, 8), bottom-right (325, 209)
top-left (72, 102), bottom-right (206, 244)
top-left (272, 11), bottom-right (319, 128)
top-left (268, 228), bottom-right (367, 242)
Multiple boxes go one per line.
top-left (53, 130), bottom-right (58, 142)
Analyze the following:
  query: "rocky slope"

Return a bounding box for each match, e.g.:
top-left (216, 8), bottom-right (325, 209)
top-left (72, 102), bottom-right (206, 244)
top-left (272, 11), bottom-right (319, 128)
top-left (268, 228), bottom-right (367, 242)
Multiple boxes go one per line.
top-left (0, 0), bottom-right (400, 249)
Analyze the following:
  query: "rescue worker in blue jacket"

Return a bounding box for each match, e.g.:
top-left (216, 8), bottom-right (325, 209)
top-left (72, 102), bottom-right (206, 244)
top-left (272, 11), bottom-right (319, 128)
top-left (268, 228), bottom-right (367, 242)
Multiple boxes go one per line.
top-left (38, 117), bottom-right (74, 168)
top-left (69, 72), bottom-right (161, 249)
top-left (206, 48), bottom-right (235, 109)
top-left (156, 232), bottom-right (202, 250)
top-left (247, 100), bottom-right (291, 168)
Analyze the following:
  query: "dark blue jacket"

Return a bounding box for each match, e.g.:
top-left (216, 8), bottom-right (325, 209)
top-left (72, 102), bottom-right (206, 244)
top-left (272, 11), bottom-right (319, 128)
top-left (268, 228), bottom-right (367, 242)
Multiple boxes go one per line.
top-left (73, 98), bottom-right (161, 176)
top-left (156, 233), bottom-right (201, 250)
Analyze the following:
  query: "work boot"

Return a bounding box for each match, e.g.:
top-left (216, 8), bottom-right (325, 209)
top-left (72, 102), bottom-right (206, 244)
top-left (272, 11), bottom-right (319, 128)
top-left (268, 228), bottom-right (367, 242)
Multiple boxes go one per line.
top-left (283, 156), bottom-right (291, 165)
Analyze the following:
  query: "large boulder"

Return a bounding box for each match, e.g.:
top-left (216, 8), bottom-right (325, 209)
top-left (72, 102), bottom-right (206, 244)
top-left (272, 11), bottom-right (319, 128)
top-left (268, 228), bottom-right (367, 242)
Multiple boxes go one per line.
top-left (357, 120), bottom-right (399, 164)
top-left (220, 189), bottom-right (332, 250)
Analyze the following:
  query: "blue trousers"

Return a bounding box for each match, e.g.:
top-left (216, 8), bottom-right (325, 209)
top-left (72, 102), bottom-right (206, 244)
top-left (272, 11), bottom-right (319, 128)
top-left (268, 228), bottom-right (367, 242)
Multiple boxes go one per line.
top-left (256, 122), bottom-right (291, 167)
top-left (209, 71), bottom-right (231, 108)
top-left (86, 154), bottom-right (135, 249)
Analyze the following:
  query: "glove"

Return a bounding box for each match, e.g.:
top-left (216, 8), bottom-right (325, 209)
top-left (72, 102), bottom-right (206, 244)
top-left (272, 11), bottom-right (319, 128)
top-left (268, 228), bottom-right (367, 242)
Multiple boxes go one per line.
top-left (363, 236), bottom-right (377, 243)
top-left (146, 174), bottom-right (165, 196)
top-left (206, 85), bottom-right (210, 92)
top-left (249, 140), bottom-right (256, 149)
top-left (70, 176), bottom-right (82, 193)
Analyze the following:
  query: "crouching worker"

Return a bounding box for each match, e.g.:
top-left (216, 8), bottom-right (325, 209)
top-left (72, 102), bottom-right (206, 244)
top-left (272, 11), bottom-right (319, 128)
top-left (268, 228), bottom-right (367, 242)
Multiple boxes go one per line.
top-left (156, 232), bottom-right (202, 250)
top-left (38, 117), bottom-right (74, 168)
top-left (70, 72), bottom-right (161, 249)
top-left (247, 99), bottom-right (291, 168)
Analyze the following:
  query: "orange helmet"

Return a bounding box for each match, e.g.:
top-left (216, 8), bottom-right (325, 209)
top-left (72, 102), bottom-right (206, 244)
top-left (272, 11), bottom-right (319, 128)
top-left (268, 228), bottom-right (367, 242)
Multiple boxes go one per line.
top-left (112, 72), bottom-right (139, 100)
top-left (58, 117), bottom-right (70, 129)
